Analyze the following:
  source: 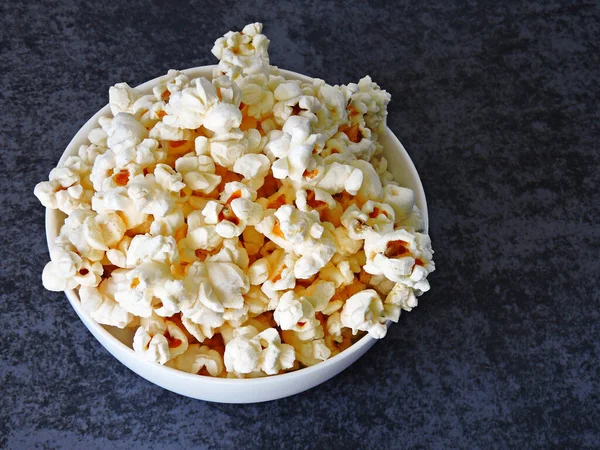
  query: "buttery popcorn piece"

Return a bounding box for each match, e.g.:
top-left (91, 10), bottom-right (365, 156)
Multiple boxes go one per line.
top-left (223, 325), bottom-right (295, 375)
top-left (183, 260), bottom-right (249, 314)
top-left (257, 205), bottom-right (336, 279)
top-left (202, 182), bottom-right (263, 238)
top-left (281, 331), bottom-right (331, 367)
top-left (133, 316), bottom-right (189, 364)
top-left (340, 289), bottom-right (388, 339)
top-left (341, 200), bottom-right (395, 240)
top-left (168, 344), bottom-right (224, 377)
top-left (212, 22), bottom-right (271, 81)
top-left (175, 154), bottom-right (222, 194)
top-left (79, 284), bottom-right (134, 328)
top-left (274, 291), bottom-right (320, 336)
top-left (34, 156), bottom-right (93, 215)
top-left (363, 229), bottom-right (435, 293)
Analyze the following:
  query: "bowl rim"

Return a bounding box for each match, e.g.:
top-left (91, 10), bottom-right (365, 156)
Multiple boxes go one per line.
top-left (45, 65), bottom-right (429, 385)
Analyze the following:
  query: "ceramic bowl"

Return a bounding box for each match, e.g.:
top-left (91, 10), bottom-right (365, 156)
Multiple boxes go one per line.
top-left (45, 66), bottom-right (428, 403)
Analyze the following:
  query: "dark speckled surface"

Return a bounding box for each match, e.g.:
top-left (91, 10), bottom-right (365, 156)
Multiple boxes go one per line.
top-left (1, 1), bottom-right (599, 448)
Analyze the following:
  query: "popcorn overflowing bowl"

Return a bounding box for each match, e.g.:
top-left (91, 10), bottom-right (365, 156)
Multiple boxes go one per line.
top-left (39, 24), bottom-right (433, 403)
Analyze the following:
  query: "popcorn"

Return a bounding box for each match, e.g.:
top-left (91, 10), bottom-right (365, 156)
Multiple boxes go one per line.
top-left (78, 142), bottom-right (107, 167)
top-left (94, 118), bottom-right (166, 178)
top-left (133, 316), bottom-right (189, 364)
top-left (202, 128), bottom-right (265, 170)
top-left (152, 69), bottom-right (190, 102)
top-left (80, 284), bottom-right (134, 328)
top-left (125, 234), bottom-right (179, 267)
top-left (183, 261), bottom-right (249, 314)
top-left (370, 151), bottom-right (388, 175)
top-left (382, 184), bottom-right (416, 225)
top-left (137, 99), bottom-right (167, 129)
top-left (175, 154), bottom-right (222, 194)
top-left (314, 161), bottom-right (364, 196)
top-left (149, 121), bottom-right (192, 142)
top-left (326, 312), bottom-right (343, 340)
top-left (268, 116), bottom-right (325, 185)
top-left (127, 173), bottom-right (178, 218)
top-left (260, 249), bottom-right (297, 298)
top-left (180, 315), bottom-right (213, 342)
top-left (149, 208), bottom-right (185, 237)
top-left (297, 280), bottom-right (336, 312)
top-left (323, 328), bottom-right (353, 357)
top-left (223, 325), bottom-right (295, 375)
top-left (247, 258), bottom-right (269, 285)
top-left (109, 83), bottom-right (142, 116)
top-left (333, 133), bottom-right (377, 162)
top-left (295, 186), bottom-right (336, 213)
top-left (272, 82), bottom-right (321, 126)
top-left (349, 76), bottom-right (391, 135)
top-left (238, 74), bottom-right (274, 119)
top-left (106, 236), bottom-right (131, 268)
top-left (369, 274), bottom-right (396, 296)
top-left (154, 163), bottom-right (186, 193)
top-left (167, 344), bottom-right (224, 376)
top-left (92, 159), bottom-right (143, 193)
top-left (212, 22), bottom-right (271, 81)
top-left (281, 331), bottom-right (331, 367)
top-left (91, 186), bottom-right (149, 230)
top-left (384, 282), bottom-right (418, 322)
top-left (348, 159), bottom-right (383, 202)
top-left (344, 251), bottom-right (366, 273)
top-left (318, 260), bottom-right (354, 289)
top-left (42, 241), bottom-right (103, 291)
top-left (331, 226), bottom-right (364, 257)
top-left (207, 238), bottom-right (249, 271)
top-left (202, 182), bottom-right (263, 238)
top-left (203, 103), bottom-right (243, 134)
top-left (58, 209), bottom-right (125, 260)
top-left (36, 23), bottom-right (435, 379)
top-left (260, 183), bottom-right (296, 210)
top-left (273, 291), bottom-right (320, 337)
top-left (363, 229), bottom-right (434, 293)
top-left (316, 84), bottom-right (348, 129)
top-left (186, 210), bottom-right (223, 251)
top-left (212, 75), bottom-right (243, 107)
top-left (341, 200), bottom-right (395, 240)
top-left (256, 205), bottom-right (336, 278)
top-left (233, 153), bottom-right (271, 190)
top-left (253, 327), bottom-right (295, 375)
top-left (34, 156), bottom-right (93, 214)
top-left (87, 125), bottom-right (108, 147)
top-left (105, 263), bottom-right (175, 317)
top-left (260, 256), bottom-right (297, 294)
top-left (106, 113), bottom-right (149, 154)
top-left (340, 289), bottom-right (388, 339)
top-left (223, 303), bottom-right (250, 328)
top-left (245, 285), bottom-right (272, 315)
top-left (241, 226), bottom-right (264, 256)
top-left (163, 77), bottom-right (220, 129)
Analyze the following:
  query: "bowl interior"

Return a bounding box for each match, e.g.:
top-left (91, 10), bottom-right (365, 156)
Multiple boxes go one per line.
top-left (45, 65), bottom-right (428, 396)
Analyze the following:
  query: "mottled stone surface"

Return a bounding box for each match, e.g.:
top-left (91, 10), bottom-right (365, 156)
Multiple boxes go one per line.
top-left (1, 1), bottom-right (598, 448)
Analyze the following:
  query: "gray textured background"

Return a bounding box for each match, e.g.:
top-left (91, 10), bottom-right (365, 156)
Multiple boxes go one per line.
top-left (1, 1), bottom-right (599, 449)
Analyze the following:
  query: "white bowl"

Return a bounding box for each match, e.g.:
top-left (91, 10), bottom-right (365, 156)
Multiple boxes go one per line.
top-left (45, 66), bottom-right (429, 403)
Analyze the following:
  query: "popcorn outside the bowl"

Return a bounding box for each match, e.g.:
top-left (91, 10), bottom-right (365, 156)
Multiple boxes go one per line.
top-left (35, 23), bottom-right (435, 378)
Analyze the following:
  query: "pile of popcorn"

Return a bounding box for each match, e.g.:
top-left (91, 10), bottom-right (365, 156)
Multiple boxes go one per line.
top-left (35, 23), bottom-right (435, 378)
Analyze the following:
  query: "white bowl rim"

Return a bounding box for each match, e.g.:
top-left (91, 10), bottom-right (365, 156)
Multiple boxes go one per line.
top-left (45, 65), bottom-right (429, 386)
